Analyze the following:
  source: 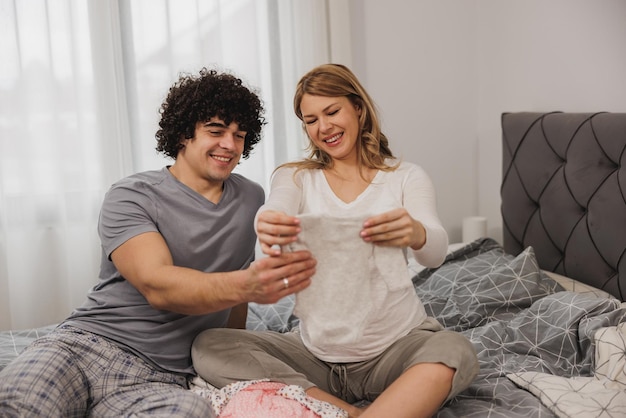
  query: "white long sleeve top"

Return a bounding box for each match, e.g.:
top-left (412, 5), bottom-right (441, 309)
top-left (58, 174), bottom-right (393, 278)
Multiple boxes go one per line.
top-left (257, 160), bottom-right (448, 361)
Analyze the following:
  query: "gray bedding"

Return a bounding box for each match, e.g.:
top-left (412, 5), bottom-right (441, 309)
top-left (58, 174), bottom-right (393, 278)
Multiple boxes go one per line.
top-left (0, 324), bottom-right (57, 372)
top-left (421, 239), bottom-right (625, 417)
top-left (248, 238), bottom-right (626, 417)
top-left (2, 239), bottom-right (625, 417)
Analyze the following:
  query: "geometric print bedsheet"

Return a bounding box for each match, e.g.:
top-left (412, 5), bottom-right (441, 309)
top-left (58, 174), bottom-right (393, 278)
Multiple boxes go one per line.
top-left (0, 325), bottom-right (57, 372)
top-left (507, 322), bottom-right (626, 418)
top-left (248, 238), bottom-right (626, 417)
top-left (247, 238), bottom-right (626, 417)
top-left (3, 238), bottom-right (626, 418)
top-left (406, 239), bottom-right (626, 417)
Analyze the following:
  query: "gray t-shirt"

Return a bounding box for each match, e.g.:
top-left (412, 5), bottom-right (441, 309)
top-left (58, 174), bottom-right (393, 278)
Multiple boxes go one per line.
top-left (65, 167), bottom-right (265, 375)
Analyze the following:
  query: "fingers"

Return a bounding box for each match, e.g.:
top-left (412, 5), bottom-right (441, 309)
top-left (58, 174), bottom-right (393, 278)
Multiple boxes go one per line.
top-left (276, 270), bottom-right (312, 295)
top-left (257, 211), bottom-right (301, 234)
top-left (248, 251), bottom-right (315, 304)
top-left (259, 241), bottom-right (281, 256)
top-left (361, 208), bottom-right (416, 247)
top-left (362, 208), bottom-right (405, 228)
top-left (274, 251), bottom-right (316, 281)
top-left (256, 211), bottom-right (301, 251)
top-left (257, 232), bottom-right (297, 251)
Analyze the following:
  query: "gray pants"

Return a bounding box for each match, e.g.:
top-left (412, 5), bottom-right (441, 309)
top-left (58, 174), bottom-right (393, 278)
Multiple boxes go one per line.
top-left (0, 325), bottom-right (214, 418)
top-left (192, 318), bottom-right (479, 405)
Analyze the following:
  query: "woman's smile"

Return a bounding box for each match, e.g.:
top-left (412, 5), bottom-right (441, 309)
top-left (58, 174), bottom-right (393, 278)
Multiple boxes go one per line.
top-left (323, 132), bottom-right (343, 145)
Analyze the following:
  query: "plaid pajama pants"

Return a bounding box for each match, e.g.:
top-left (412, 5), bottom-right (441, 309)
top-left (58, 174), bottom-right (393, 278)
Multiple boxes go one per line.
top-left (0, 325), bottom-right (214, 417)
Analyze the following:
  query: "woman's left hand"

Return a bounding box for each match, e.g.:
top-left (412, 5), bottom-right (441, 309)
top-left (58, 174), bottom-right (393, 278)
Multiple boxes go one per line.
top-left (360, 208), bottom-right (426, 250)
top-left (256, 210), bottom-right (301, 256)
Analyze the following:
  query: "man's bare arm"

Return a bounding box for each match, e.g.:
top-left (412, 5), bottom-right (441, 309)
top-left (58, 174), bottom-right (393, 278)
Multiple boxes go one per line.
top-left (111, 231), bottom-right (315, 315)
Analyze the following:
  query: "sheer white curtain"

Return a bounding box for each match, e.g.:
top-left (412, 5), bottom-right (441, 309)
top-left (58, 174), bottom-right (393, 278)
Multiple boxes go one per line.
top-left (0, 0), bottom-right (349, 330)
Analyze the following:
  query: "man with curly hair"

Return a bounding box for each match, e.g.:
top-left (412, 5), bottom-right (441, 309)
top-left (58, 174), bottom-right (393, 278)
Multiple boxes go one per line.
top-left (0, 68), bottom-right (316, 417)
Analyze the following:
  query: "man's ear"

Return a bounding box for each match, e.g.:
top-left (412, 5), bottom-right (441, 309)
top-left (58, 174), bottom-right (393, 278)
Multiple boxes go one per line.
top-left (181, 132), bottom-right (193, 144)
top-left (177, 135), bottom-right (191, 154)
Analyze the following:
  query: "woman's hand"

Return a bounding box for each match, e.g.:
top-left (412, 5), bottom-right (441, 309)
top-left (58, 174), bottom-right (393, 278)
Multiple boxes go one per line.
top-left (256, 210), bottom-right (301, 256)
top-left (360, 208), bottom-right (426, 250)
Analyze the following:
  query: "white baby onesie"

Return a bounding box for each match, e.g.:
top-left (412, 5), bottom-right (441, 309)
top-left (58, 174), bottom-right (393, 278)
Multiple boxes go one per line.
top-left (285, 214), bottom-right (427, 362)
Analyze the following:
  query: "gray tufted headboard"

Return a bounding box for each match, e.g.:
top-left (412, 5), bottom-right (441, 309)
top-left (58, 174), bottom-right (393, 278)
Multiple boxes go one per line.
top-left (501, 112), bottom-right (626, 301)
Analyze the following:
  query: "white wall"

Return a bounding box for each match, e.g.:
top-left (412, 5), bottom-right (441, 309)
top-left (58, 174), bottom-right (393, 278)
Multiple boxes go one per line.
top-left (348, 0), bottom-right (626, 243)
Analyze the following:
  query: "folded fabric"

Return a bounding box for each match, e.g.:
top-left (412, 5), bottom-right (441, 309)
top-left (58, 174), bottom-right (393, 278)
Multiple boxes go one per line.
top-left (507, 321), bottom-right (626, 418)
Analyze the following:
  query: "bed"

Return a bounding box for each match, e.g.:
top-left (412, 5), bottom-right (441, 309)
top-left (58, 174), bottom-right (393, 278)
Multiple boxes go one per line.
top-left (2, 111), bottom-right (625, 417)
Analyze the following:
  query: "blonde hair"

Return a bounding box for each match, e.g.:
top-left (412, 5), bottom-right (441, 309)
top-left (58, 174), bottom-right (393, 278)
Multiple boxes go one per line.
top-left (281, 64), bottom-right (397, 174)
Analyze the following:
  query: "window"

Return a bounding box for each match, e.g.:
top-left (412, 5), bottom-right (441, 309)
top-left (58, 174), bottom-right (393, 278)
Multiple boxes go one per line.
top-left (0, 0), bottom-right (348, 330)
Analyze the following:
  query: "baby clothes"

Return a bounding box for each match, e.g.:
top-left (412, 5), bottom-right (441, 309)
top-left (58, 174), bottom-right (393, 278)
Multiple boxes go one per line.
top-left (285, 214), bottom-right (427, 362)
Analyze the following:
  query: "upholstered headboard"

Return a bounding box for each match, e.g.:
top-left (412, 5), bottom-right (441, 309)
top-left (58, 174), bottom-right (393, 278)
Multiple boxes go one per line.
top-left (501, 112), bottom-right (626, 301)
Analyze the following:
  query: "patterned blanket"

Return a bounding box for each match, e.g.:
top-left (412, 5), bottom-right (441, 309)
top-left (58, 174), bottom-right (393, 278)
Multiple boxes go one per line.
top-left (248, 238), bottom-right (626, 418)
top-left (3, 239), bottom-right (625, 417)
top-left (507, 323), bottom-right (626, 417)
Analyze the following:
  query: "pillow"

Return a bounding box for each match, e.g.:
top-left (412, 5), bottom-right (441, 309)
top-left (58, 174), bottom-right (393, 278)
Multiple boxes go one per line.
top-left (413, 239), bottom-right (563, 331)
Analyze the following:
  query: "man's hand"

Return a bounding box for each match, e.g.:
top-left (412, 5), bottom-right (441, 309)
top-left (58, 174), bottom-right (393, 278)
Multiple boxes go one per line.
top-left (111, 231), bottom-right (315, 315)
top-left (244, 250), bottom-right (315, 304)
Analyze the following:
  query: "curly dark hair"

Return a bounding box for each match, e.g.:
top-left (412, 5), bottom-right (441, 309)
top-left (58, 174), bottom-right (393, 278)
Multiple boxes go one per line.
top-left (155, 68), bottom-right (266, 160)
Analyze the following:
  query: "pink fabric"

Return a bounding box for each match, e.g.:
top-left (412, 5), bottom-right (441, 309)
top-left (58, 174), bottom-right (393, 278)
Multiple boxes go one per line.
top-left (218, 381), bottom-right (320, 418)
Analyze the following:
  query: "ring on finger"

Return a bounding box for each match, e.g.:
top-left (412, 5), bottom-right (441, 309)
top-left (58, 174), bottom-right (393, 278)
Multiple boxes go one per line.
top-left (283, 277), bottom-right (289, 289)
